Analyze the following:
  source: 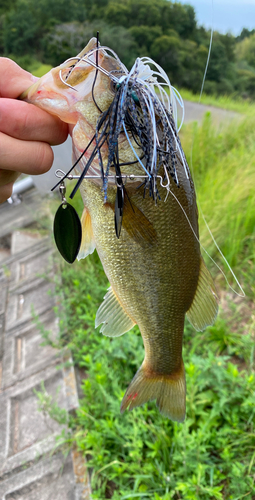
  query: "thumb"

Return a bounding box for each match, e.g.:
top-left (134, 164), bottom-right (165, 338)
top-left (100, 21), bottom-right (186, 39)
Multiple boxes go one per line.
top-left (0, 58), bottom-right (39, 99)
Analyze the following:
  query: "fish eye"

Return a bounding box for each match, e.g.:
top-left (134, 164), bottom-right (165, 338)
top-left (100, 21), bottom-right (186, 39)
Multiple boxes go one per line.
top-left (111, 80), bottom-right (117, 94)
top-left (111, 80), bottom-right (117, 93)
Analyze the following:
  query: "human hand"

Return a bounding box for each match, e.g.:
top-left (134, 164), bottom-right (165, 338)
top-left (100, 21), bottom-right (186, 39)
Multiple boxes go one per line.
top-left (0, 58), bottom-right (68, 203)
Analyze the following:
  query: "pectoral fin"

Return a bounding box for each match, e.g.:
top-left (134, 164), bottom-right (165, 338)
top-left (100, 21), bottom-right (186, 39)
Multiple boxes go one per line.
top-left (123, 198), bottom-right (157, 245)
top-left (186, 257), bottom-right (219, 331)
top-left (107, 192), bottom-right (157, 246)
top-left (95, 287), bottom-right (136, 337)
top-left (77, 207), bottom-right (96, 260)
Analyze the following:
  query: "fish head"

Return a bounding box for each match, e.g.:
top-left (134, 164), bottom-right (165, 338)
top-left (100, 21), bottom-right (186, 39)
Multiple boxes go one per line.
top-left (20, 38), bottom-right (123, 128)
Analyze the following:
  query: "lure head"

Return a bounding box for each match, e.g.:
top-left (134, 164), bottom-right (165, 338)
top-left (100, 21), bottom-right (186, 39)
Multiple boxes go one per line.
top-left (21, 38), bottom-right (182, 196)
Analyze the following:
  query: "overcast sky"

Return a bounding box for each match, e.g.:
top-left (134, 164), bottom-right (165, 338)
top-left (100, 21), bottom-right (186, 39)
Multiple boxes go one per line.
top-left (178, 0), bottom-right (255, 35)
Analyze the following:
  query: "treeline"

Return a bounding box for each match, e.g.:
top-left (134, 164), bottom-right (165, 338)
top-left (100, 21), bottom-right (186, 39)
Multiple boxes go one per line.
top-left (1, 0), bottom-right (255, 97)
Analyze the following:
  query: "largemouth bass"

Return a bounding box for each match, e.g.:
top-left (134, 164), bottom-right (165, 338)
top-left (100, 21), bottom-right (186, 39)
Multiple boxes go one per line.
top-left (21, 38), bottom-right (219, 422)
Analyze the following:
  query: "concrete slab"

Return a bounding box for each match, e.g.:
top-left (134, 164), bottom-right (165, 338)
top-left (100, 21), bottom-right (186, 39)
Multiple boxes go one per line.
top-left (72, 447), bottom-right (92, 500)
top-left (0, 284), bottom-right (8, 316)
top-left (0, 314), bottom-right (4, 361)
top-left (0, 362), bottom-right (78, 475)
top-left (1, 238), bottom-right (53, 289)
top-left (5, 279), bottom-right (55, 333)
top-left (0, 277), bottom-right (8, 361)
top-left (0, 452), bottom-right (89, 500)
top-left (0, 235), bottom-right (11, 263)
top-left (11, 231), bottom-right (45, 256)
top-left (2, 310), bottom-right (59, 390)
top-left (8, 244), bottom-right (53, 288)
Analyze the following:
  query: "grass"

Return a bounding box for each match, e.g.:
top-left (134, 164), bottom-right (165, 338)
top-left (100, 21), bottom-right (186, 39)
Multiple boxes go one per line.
top-left (40, 103), bottom-right (255, 499)
top-left (181, 111), bottom-right (255, 297)
top-left (33, 64), bottom-right (52, 77)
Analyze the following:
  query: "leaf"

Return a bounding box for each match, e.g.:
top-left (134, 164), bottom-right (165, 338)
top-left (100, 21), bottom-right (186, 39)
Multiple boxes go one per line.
top-left (53, 203), bottom-right (82, 263)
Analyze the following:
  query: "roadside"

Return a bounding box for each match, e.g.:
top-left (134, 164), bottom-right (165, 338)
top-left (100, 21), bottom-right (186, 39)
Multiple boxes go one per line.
top-left (183, 99), bottom-right (241, 127)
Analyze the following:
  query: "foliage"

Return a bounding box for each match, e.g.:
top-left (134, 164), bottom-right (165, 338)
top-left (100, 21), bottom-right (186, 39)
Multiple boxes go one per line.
top-left (34, 381), bottom-right (69, 426)
top-left (3, 0), bottom-right (255, 496)
top-left (6, 53), bottom-right (52, 75)
top-left (236, 33), bottom-right (255, 69)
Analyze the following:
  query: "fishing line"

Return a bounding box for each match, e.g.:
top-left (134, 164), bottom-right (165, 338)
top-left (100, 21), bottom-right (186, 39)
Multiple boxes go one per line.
top-left (187, 0), bottom-right (245, 297)
top-left (91, 31), bottom-right (103, 113)
top-left (199, 1), bottom-right (214, 102)
top-left (167, 187), bottom-right (245, 298)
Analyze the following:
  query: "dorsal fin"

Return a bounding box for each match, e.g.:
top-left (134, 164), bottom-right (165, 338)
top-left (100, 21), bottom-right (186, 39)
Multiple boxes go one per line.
top-left (186, 257), bottom-right (219, 331)
top-left (95, 287), bottom-right (136, 337)
top-left (77, 207), bottom-right (96, 260)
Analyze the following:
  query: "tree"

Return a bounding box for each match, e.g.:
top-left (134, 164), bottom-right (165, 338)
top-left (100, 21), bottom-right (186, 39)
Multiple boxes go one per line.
top-left (151, 34), bottom-right (181, 83)
top-left (236, 27), bottom-right (255, 42)
top-left (0, 0), bottom-right (17, 16)
top-left (179, 42), bottom-right (208, 92)
top-left (236, 33), bottom-right (255, 69)
top-left (3, 1), bottom-right (40, 55)
top-left (206, 38), bottom-right (230, 83)
top-left (105, 0), bottom-right (162, 28)
top-left (128, 25), bottom-right (163, 55)
top-left (42, 22), bottom-right (89, 66)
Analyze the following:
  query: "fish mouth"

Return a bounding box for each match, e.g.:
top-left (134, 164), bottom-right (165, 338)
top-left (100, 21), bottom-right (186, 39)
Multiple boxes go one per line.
top-left (20, 69), bottom-right (78, 124)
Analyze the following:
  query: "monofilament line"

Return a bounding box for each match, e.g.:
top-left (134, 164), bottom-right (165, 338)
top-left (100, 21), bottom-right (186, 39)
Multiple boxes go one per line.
top-left (188, 0), bottom-right (245, 297)
top-left (168, 188), bottom-right (245, 298)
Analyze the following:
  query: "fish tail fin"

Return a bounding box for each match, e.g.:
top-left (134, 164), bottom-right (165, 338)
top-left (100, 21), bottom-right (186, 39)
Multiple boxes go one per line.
top-left (120, 360), bottom-right (186, 422)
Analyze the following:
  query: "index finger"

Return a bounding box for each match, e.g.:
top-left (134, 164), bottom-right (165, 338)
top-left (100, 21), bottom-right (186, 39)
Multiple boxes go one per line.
top-left (0, 58), bottom-right (38, 98)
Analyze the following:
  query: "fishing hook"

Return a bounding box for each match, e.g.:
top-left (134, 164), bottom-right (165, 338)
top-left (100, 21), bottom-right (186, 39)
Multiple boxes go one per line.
top-left (159, 164), bottom-right (171, 189)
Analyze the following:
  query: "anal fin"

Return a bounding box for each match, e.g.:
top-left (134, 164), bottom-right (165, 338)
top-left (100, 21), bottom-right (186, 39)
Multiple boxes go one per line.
top-left (186, 256), bottom-right (219, 331)
top-left (95, 287), bottom-right (136, 337)
top-left (77, 207), bottom-right (96, 260)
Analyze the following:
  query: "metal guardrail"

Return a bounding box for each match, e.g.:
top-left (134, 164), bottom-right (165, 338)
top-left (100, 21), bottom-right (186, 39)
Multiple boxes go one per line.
top-left (7, 176), bottom-right (35, 205)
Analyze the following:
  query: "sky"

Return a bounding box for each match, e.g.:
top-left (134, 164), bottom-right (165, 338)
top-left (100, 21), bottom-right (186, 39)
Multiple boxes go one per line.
top-left (178, 0), bottom-right (255, 35)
